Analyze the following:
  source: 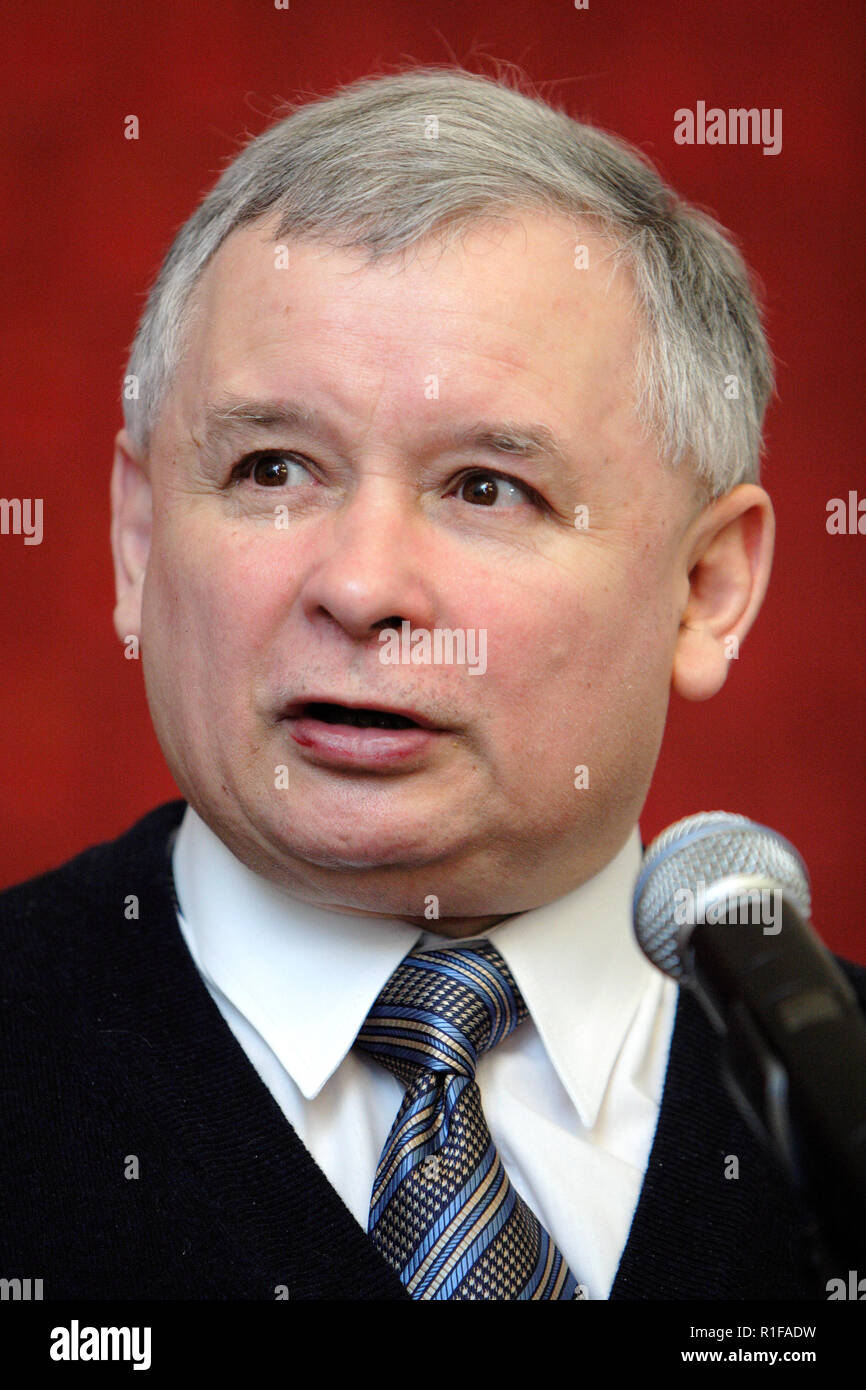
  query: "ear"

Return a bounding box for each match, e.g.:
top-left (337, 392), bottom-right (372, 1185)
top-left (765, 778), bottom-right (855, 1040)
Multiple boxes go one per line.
top-left (672, 483), bottom-right (775, 701)
top-left (110, 429), bottom-right (153, 644)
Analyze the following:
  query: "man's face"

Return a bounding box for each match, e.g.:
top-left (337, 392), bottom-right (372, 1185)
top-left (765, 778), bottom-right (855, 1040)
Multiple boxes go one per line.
top-left (118, 212), bottom-right (704, 925)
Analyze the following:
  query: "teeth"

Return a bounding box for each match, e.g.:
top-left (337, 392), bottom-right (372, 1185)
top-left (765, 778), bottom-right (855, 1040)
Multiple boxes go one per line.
top-left (305, 703), bottom-right (417, 729)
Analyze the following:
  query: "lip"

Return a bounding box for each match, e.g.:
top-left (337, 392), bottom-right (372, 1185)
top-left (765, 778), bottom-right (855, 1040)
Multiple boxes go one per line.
top-left (281, 698), bottom-right (447, 770)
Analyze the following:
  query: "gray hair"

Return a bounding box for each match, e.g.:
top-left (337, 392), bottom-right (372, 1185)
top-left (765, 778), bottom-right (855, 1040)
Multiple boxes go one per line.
top-left (123, 65), bottom-right (774, 496)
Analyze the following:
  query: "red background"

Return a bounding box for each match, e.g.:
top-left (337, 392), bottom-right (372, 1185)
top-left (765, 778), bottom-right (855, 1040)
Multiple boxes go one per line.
top-left (1, 0), bottom-right (863, 960)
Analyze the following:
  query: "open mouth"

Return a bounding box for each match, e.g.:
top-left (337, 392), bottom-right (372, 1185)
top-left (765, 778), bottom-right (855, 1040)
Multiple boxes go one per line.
top-left (298, 702), bottom-right (422, 730)
top-left (283, 699), bottom-right (442, 765)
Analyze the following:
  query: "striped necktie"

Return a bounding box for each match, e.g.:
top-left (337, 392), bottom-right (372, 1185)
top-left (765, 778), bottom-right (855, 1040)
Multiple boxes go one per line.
top-left (354, 941), bottom-right (583, 1300)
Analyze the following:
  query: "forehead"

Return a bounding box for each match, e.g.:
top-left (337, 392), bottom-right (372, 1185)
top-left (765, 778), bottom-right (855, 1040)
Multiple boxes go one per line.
top-left (165, 210), bottom-right (644, 461)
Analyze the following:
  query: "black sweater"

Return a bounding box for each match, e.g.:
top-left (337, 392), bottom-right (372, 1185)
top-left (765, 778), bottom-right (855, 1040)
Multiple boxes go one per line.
top-left (1, 801), bottom-right (860, 1299)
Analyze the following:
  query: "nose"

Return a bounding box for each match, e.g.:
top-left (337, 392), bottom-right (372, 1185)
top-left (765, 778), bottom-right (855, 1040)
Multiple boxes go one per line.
top-left (296, 476), bottom-right (440, 642)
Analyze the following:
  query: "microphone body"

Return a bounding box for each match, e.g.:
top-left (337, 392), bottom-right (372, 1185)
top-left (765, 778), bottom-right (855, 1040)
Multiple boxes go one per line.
top-left (634, 813), bottom-right (866, 1267)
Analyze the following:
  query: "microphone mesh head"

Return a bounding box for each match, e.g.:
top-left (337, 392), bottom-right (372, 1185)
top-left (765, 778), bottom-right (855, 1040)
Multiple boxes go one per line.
top-left (633, 812), bottom-right (811, 979)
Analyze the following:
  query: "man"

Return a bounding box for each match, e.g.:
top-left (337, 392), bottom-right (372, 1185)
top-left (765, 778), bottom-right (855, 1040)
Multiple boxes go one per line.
top-left (2, 65), bottom-right (861, 1301)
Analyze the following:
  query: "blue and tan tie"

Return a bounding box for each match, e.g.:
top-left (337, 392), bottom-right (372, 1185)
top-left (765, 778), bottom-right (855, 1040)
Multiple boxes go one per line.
top-left (354, 941), bottom-right (582, 1300)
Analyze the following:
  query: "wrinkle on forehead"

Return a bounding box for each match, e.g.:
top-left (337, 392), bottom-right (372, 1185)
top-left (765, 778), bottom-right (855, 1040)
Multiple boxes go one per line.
top-left (159, 210), bottom-right (649, 484)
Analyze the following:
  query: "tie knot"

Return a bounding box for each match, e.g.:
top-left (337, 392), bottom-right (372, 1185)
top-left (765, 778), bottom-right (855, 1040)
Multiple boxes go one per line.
top-left (355, 940), bottom-right (527, 1082)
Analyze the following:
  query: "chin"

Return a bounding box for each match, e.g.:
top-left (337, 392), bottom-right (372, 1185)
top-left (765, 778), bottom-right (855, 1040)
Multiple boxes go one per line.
top-left (261, 820), bottom-right (448, 872)
top-left (275, 780), bottom-right (463, 853)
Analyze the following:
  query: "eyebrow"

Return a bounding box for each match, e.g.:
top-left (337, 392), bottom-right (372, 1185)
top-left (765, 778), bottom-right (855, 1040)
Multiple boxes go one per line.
top-left (199, 396), bottom-right (569, 471)
top-left (200, 398), bottom-right (321, 451)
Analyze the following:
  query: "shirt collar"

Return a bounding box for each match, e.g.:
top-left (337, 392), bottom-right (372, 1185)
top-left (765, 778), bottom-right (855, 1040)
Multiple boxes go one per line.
top-left (172, 806), bottom-right (653, 1123)
top-left (484, 831), bottom-right (651, 1127)
top-left (173, 806), bottom-right (421, 1099)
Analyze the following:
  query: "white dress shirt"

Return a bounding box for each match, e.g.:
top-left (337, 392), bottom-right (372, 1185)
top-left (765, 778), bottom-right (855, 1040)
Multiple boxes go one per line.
top-left (172, 805), bottom-right (678, 1299)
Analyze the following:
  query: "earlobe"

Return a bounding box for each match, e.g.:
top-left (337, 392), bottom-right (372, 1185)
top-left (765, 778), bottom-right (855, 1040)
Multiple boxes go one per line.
top-left (671, 484), bottom-right (775, 702)
top-left (110, 430), bottom-right (153, 644)
top-left (672, 624), bottom-right (731, 701)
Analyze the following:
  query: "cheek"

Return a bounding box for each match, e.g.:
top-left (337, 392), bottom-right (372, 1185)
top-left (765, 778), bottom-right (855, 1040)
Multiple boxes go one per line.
top-left (479, 547), bottom-right (675, 737)
top-left (142, 519), bottom-right (284, 693)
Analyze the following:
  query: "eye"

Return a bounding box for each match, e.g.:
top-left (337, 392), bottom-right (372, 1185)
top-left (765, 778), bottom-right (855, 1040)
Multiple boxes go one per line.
top-left (452, 469), bottom-right (540, 509)
top-left (231, 450), bottom-right (312, 487)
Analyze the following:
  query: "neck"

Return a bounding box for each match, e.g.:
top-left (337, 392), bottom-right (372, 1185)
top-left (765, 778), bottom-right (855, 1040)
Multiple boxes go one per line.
top-left (399, 912), bottom-right (518, 940)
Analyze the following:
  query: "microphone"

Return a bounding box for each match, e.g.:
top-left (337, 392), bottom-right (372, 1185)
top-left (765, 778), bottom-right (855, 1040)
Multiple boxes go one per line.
top-left (633, 811), bottom-right (866, 1266)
